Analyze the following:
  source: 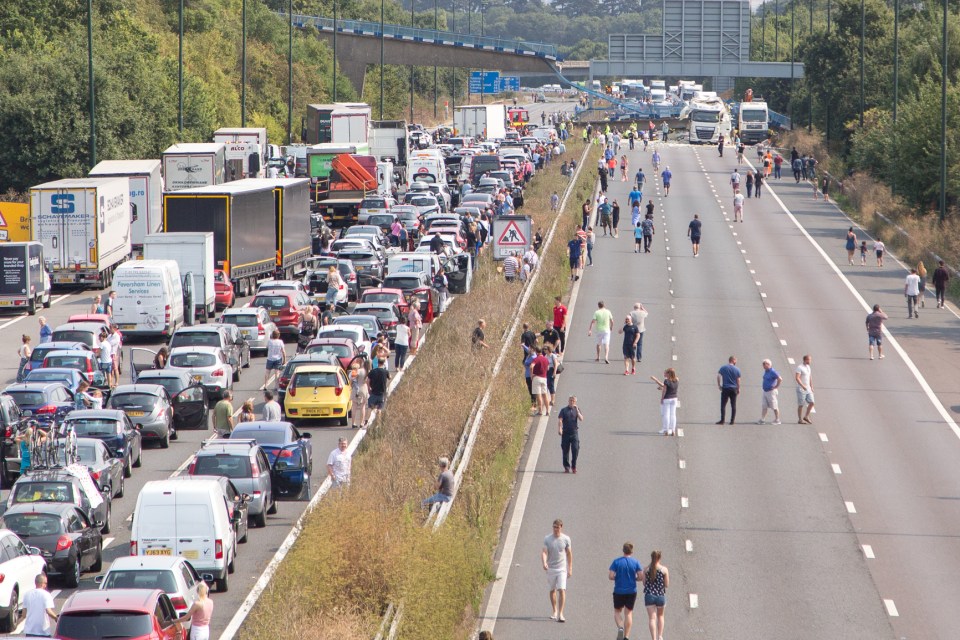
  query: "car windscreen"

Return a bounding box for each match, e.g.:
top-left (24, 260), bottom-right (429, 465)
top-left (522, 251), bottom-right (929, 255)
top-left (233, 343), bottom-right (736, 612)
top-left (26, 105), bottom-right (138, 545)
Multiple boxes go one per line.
top-left (360, 198), bottom-right (386, 208)
top-left (410, 197), bottom-right (436, 207)
top-left (101, 569), bottom-right (178, 592)
top-left (368, 215), bottom-right (394, 227)
top-left (30, 346), bottom-right (63, 362)
top-left (25, 371), bottom-right (72, 385)
top-left (56, 612), bottom-right (154, 639)
top-left (6, 391), bottom-right (45, 406)
top-left (318, 330), bottom-right (358, 342)
top-left (222, 314), bottom-right (259, 327)
top-left (251, 296), bottom-right (290, 310)
top-left (51, 331), bottom-right (94, 346)
top-left (232, 429), bottom-right (288, 446)
top-left (2, 512), bottom-right (63, 537)
top-left (383, 277), bottom-right (420, 289)
top-left (193, 453), bottom-right (252, 479)
top-left (396, 211), bottom-right (419, 221)
top-left (67, 418), bottom-right (120, 437)
top-left (363, 293), bottom-right (399, 305)
top-left (11, 482), bottom-right (75, 504)
top-left (358, 308), bottom-right (393, 321)
top-left (338, 252), bottom-right (375, 262)
top-left (293, 371), bottom-right (339, 388)
top-left (170, 352), bottom-right (216, 368)
top-left (109, 393), bottom-right (160, 412)
top-left (170, 333), bottom-right (221, 348)
top-left (306, 343), bottom-right (351, 359)
top-left (44, 355), bottom-right (86, 369)
top-left (336, 318), bottom-right (376, 332)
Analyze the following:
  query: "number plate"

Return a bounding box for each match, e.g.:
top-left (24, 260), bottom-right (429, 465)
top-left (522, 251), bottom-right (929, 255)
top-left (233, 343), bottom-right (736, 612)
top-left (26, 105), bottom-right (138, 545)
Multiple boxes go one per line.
top-left (120, 324), bottom-right (136, 330)
top-left (269, 311), bottom-right (279, 317)
top-left (126, 411), bottom-right (145, 417)
top-left (302, 408), bottom-right (330, 417)
top-left (146, 548), bottom-right (172, 556)
top-left (0, 300), bottom-right (11, 306)
top-left (191, 375), bottom-right (203, 383)
top-left (181, 550), bottom-right (199, 560)
top-left (241, 330), bottom-right (252, 338)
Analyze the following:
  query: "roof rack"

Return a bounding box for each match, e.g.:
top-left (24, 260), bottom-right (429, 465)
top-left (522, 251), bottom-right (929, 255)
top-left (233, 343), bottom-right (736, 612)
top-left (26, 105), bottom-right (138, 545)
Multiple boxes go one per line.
top-left (200, 439), bottom-right (258, 449)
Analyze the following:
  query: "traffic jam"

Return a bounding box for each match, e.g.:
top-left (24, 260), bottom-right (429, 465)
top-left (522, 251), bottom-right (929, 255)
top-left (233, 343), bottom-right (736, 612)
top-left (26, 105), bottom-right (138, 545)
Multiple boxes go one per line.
top-left (0, 99), bottom-right (570, 638)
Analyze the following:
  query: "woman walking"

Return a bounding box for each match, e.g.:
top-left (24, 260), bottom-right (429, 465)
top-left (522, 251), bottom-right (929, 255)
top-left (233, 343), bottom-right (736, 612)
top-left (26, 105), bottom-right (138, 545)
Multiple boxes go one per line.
top-left (349, 359), bottom-right (370, 428)
top-left (640, 550), bottom-right (669, 640)
top-left (186, 582), bottom-right (214, 640)
top-left (324, 265), bottom-right (343, 311)
top-left (917, 261), bottom-right (928, 308)
top-left (394, 316), bottom-right (410, 370)
top-left (620, 155), bottom-right (628, 181)
top-left (407, 300), bottom-right (423, 355)
top-left (845, 228), bottom-right (857, 266)
top-left (745, 171), bottom-right (754, 198)
top-left (264, 330), bottom-right (286, 390)
top-left (754, 170), bottom-right (763, 198)
top-left (16, 335), bottom-right (31, 383)
top-left (651, 368), bottom-right (679, 436)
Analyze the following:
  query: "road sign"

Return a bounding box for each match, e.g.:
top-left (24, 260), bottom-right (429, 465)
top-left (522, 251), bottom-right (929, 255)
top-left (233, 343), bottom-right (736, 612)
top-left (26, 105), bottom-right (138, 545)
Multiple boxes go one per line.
top-left (496, 76), bottom-right (520, 92)
top-left (469, 71), bottom-right (500, 94)
top-left (492, 215), bottom-right (532, 260)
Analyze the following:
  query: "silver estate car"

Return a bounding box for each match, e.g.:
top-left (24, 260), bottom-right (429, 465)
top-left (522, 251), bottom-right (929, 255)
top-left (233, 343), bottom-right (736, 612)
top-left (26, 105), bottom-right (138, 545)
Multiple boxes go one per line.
top-left (188, 440), bottom-right (277, 527)
top-left (107, 384), bottom-right (175, 448)
top-left (219, 307), bottom-right (278, 354)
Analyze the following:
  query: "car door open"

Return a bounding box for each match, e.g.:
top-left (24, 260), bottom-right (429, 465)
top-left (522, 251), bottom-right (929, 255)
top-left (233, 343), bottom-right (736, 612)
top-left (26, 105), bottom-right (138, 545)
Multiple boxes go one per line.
top-left (172, 385), bottom-right (208, 430)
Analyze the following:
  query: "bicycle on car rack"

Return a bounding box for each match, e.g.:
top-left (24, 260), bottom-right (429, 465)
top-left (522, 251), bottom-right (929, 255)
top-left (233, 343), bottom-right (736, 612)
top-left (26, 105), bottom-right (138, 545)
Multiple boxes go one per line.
top-left (27, 418), bottom-right (80, 470)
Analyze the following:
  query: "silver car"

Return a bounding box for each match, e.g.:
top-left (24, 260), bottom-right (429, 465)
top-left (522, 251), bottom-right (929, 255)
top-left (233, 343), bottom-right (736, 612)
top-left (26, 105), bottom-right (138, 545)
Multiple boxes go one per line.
top-left (166, 346), bottom-right (233, 399)
top-left (107, 384), bottom-right (176, 447)
top-left (219, 307), bottom-right (278, 354)
top-left (187, 440), bottom-right (277, 526)
top-left (97, 555), bottom-right (210, 619)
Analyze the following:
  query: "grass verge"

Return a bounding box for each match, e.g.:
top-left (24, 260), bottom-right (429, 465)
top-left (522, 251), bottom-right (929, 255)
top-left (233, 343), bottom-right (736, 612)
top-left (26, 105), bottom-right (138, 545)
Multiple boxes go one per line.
top-left (240, 136), bottom-right (600, 640)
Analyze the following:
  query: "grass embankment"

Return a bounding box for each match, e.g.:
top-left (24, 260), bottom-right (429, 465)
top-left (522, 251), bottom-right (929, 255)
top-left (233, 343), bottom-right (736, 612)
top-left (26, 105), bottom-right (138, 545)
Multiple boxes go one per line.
top-left (241, 138), bottom-right (600, 640)
top-left (777, 129), bottom-right (960, 300)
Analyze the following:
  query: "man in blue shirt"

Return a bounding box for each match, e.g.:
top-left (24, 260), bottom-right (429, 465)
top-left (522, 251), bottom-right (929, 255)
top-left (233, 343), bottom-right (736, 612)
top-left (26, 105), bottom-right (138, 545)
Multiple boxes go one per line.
top-left (609, 542), bottom-right (642, 640)
top-left (567, 233), bottom-right (583, 282)
top-left (759, 359), bottom-right (783, 424)
top-left (661, 166), bottom-right (673, 197)
top-left (628, 185), bottom-right (642, 206)
top-left (716, 355), bottom-right (741, 425)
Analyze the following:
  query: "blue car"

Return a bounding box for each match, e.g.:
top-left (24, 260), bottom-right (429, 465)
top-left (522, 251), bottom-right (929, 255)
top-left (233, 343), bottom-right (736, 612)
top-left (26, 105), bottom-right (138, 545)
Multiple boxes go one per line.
top-left (22, 341), bottom-right (90, 379)
top-left (23, 368), bottom-right (87, 394)
top-left (3, 382), bottom-right (75, 425)
top-left (229, 422), bottom-right (313, 499)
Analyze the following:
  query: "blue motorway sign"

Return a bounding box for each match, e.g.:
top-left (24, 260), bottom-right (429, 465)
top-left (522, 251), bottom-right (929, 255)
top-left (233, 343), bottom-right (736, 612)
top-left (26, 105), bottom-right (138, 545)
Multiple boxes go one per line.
top-left (469, 71), bottom-right (500, 94)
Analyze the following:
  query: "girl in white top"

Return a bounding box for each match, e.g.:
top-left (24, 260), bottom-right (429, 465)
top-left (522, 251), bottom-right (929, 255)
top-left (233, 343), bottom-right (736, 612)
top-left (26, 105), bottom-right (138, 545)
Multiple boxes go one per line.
top-left (264, 330), bottom-right (286, 389)
top-left (16, 335), bottom-right (31, 383)
top-left (394, 316), bottom-right (410, 371)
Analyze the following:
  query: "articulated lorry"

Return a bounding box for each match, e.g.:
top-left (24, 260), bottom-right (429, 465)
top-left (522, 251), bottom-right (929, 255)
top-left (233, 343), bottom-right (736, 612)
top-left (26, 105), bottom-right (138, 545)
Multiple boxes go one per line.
top-left (683, 95), bottom-right (732, 144)
top-left (29, 178), bottom-right (132, 287)
top-left (454, 105), bottom-right (507, 140)
top-left (162, 182), bottom-right (277, 297)
top-left (0, 242), bottom-right (51, 314)
top-left (229, 178), bottom-right (312, 279)
top-left (162, 143), bottom-right (227, 191)
top-left (305, 103), bottom-right (371, 145)
top-left (308, 147), bottom-right (377, 227)
top-left (89, 159), bottom-right (163, 255)
top-left (212, 127), bottom-right (268, 180)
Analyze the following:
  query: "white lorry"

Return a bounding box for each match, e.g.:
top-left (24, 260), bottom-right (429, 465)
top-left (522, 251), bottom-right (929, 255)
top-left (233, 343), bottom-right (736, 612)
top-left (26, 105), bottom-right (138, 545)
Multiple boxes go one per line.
top-left (0, 242), bottom-right (50, 314)
top-left (162, 143), bottom-right (227, 191)
top-left (212, 127), bottom-right (268, 181)
top-left (738, 100), bottom-right (770, 144)
top-left (89, 159), bottom-right (163, 255)
top-left (455, 105), bottom-right (507, 140)
top-left (29, 178), bottom-right (132, 287)
top-left (143, 232), bottom-right (216, 322)
top-left (370, 120), bottom-right (410, 183)
top-left (684, 95), bottom-right (732, 144)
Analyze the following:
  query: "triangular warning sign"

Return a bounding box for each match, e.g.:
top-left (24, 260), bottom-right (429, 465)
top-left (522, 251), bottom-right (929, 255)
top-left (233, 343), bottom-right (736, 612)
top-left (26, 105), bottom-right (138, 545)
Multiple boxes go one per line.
top-left (0, 210), bottom-right (7, 227)
top-left (498, 220), bottom-right (527, 246)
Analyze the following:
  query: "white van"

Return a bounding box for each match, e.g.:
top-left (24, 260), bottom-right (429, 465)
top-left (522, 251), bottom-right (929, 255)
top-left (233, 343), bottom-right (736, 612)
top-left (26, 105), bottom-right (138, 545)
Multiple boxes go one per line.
top-left (407, 155), bottom-right (445, 188)
top-left (112, 259), bottom-right (185, 337)
top-left (130, 478), bottom-right (239, 592)
top-left (387, 252), bottom-right (442, 279)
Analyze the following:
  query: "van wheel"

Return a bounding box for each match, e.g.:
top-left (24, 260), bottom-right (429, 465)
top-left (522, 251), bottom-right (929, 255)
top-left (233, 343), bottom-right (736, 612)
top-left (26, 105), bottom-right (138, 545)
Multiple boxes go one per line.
top-left (43, 295), bottom-right (51, 309)
top-left (0, 589), bottom-right (18, 632)
top-left (116, 475), bottom-right (124, 498)
top-left (101, 505), bottom-right (111, 534)
top-left (228, 555), bottom-right (236, 574)
top-left (215, 571), bottom-right (229, 593)
top-left (124, 455), bottom-right (132, 478)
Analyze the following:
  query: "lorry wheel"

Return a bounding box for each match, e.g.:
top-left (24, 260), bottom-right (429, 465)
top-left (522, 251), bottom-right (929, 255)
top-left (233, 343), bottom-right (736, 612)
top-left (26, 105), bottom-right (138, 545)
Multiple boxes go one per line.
top-left (42, 295), bottom-right (51, 309)
top-left (27, 299), bottom-right (36, 316)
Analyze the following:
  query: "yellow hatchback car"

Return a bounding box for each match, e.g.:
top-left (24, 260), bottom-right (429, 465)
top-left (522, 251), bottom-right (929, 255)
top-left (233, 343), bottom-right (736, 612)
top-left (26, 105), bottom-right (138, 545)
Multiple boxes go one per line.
top-left (283, 364), bottom-right (353, 425)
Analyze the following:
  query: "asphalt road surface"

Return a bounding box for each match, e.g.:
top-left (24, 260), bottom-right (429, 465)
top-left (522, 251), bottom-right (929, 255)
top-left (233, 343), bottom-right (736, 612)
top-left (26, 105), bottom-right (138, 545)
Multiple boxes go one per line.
top-left (481, 136), bottom-right (960, 640)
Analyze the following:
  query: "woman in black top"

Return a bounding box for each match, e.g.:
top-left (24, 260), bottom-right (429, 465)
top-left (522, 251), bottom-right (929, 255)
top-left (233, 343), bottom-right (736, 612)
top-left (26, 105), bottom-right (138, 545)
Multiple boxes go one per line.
top-left (651, 368), bottom-right (679, 436)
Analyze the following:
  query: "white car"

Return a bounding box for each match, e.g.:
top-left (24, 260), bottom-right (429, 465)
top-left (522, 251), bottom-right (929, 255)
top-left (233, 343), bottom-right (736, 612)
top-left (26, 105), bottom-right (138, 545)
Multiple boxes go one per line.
top-left (357, 196), bottom-right (397, 224)
top-left (0, 529), bottom-right (46, 632)
top-left (97, 555), bottom-right (209, 620)
top-left (416, 236), bottom-right (458, 255)
top-left (219, 307), bottom-right (278, 354)
top-left (256, 280), bottom-right (308, 296)
top-left (316, 324), bottom-right (371, 356)
top-left (166, 346), bottom-right (234, 399)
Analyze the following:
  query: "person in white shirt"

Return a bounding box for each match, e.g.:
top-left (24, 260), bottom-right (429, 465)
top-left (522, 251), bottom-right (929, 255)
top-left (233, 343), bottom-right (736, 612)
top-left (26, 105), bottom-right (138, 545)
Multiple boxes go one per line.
top-left (107, 325), bottom-right (122, 387)
top-left (326, 437), bottom-right (352, 488)
top-left (904, 268), bottom-right (921, 318)
top-left (97, 329), bottom-right (114, 388)
top-left (794, 354), bottom-right (815, 424)
top-left (262, 389), bottom-right (283, 422)
top-left (730, 169), bottom-right (741, 193)
top-left (524, 248), bottom-right (539, 270)
top-left (733, 191), bottom-right (745, 223)
top-left (23, 573), bottom-right (57, 636)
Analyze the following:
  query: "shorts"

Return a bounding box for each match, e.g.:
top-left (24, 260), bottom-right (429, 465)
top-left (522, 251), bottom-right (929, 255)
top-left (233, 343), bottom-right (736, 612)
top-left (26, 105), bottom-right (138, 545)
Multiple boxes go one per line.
top-left (613, 592), bottom-right (638, 610)
top-left (368, 394), bottom-right (385, 410)
top-left (531, 376), bottom-right (548, 395)
top-left (99, 362), bottom-right (113, 374)
top-left (690, 235), bottom-right (701, 244)
top-left (868, 334), bottom-right (882, 346)
top-left (622, 344), bottom-right (636, 358)
top-left (796, 388), bottom-right (815, 406)
top-left (876, 250), bottom-right (884, 258)
top-left (596, 331), bottom-right (611, 346)
top-left (644, 593), bottom-right (666, 607)
top-left (762, 389), bottom-right (779, 411)
top-left (266, 358), bottom-right (284, 371)
top-left (569, 256), bottom-right (580, 269)
top-left (546, 568), bottom-right (567, 591)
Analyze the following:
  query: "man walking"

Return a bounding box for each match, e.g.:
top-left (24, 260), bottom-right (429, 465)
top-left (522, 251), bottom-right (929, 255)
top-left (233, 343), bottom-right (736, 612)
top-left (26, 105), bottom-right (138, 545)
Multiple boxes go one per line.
top-left (558, 395), bottom-right (583, 473)
top-left (531, 347), bottom-right (551, 416)
top-left (567, 233), bottom-right (583, 282)
top-left (641, 215), bottom-right (655, 253)
top-left (213, 389), bottom-right (234, 437)
top-left (542, 519), bottom-right (573, 622)
top-left (553, 296), bottom-right (568, 353)
top-left (326, 437), bottom-right (352, 489)
top-left (262, 389), bottom-right (282, 422)
top-left (905, 268), bottom-right (921, 318)
top-left (866, 304), bottom-right (888, 360)
top-left (609, 542), bottom-right (643, 640)
top-left (758, 359), bottom-right (782, 424)
top-left (795, 354), bottom-right (815, 424)
top-left (660, 166), bottom-right (672, 197)
top-left (587, 300), bottom-right (615, 364)
top-left (687, 214), bottom-right (702, 257)
top-left (629, 302), bottom-right (649, 363)
top-left (733, 190), bottom-right (745, 223)
top-left (716, 356), bottom-right (741, 425)
top-left (932, 260), bottom-right (950, 308)
top-left (730, 168), bottom-right (741, 194)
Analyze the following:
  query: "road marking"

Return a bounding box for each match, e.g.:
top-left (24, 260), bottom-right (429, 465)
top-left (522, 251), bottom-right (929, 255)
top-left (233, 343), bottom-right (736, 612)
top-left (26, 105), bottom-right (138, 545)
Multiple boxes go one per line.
top-left (760, 292), bottom-right (767, 298)
top-left (680, 496), bottom-right (688, 508)
top-left (862, 544), bottom-right (875, 559)
top-left (671, 336), bottom-right (676, 342)
top-left (689, 593), bottom-right (699, 609)
top-left (0, 314), bottom-right (26, 330)
top-left (845, 501), bottom-right (857, 514)
top-left (103, 537), bottom-right (115, 549)
top-left (678, 459), bottom-right (686, 469)
top-left (755, 280), bottom-right (761, 285)
top-left (832, 463), bottom-right (842, 474)
top-left (676, 428), bottom-right (684, 437)
top-left (771, 322), bottom-right (779, 328)
top-left (765, 306), bottom-right (772, 312)
top-left (685, 539), bottom-right (693, 552)
top-left (787, 357), bottom-right (796, 365)
top-left (819, 432), bottom-right (829, 442)
top-left (672, 354), bottom-right (678, 361)
top-left (884, 599), bottom-right (899, 616)
top-left (779, 339), bottom-right (788, 346)
top-left (746, 259), bottom-right (752, 264)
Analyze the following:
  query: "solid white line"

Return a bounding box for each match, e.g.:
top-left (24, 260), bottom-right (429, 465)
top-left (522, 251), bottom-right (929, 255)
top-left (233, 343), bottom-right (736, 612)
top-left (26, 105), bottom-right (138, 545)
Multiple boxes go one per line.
top-left (862, 544), bottom-right (875, 559)
top-left (884, 599), bottom-right (899, 616)
top-left (819, 432), bottom-right (829, 442)
top-left (689, 593), bottom-right (699, 609)
top-left (0, 314), bottom-right (26, 330)
top-left (845, 501), bottom-right (857, 514)
top-left (832, 463), bottom-right (842, 475)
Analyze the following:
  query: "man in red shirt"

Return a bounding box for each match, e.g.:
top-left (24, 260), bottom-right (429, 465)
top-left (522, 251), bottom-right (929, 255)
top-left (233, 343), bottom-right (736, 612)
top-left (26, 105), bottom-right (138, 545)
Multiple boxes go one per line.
top-left (531, 347), bottom-right (552, 416)
top-left (553, 296), bottom-right (568, 354)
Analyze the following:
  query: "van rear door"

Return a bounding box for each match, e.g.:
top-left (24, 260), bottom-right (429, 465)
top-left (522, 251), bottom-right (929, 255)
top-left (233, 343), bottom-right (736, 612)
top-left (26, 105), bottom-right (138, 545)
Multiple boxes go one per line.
top-left (173, 502), bottom-right (215, 566)
top-left (136, 491), bottom-right (177, 557)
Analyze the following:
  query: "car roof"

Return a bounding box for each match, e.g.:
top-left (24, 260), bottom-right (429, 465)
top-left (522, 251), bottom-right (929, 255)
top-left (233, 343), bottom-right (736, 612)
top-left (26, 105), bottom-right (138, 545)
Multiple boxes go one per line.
top-left (67, 314), bottom-right (111, 324)
top-left (61, 588), bottom-right (163, 612)
top-left (65, 409), bottom-right (127, 420)
top-left (174, 326), bottom-right (225, 334)
top-left (336, 315), bottom-right (378, 323)
top-left (308, 337), bottom-right (356, 347)
top-left (110, 384), bottom-right (165, 396)
top-left (4, 502), bottom-right (76, 517)
top-left (53, 322), bottom-right (103, 332)
top-left (222, 307), bottom-right (262, 316)
top-left (4, 382), bottom-right (66, 393)
top-left (169, 345), bottom-right (223, 355)
top-left (291, 364), bottom-right (342, 374)
top-left (362, 288), bottom-right (404, 296)
top-left (232, 421), bottom-right (294, 433)
top-left (136, 370), bottom-right (191, 382)
top-left (34, 341), bottom-right (88, 350)
top-left (354, 302), bottom-right (394, 310)
top-left (16, 469), bottom-right (83, 482)
top-left (106, 555), bottom-right (190, 571)
top-left (322, 323), bottom-right (365, 334)
top-left (44, 350), bottom-right (94, 358)
top-left (26, 367), bottom-right (81, 376)
top-left (253, 290), bottom-right (298, 299)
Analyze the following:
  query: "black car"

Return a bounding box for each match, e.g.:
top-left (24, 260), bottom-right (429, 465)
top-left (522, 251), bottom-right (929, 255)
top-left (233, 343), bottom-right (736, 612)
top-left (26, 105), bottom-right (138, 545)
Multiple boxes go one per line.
top-left (63, 410), bottom-right (143, 478)
top-left (1, 503), bottom-right (103, 587)
top-left (73, 437), bottom-right (125, 498)
top-left (336, 250), bottom-right (384, 288)
top-left (0, 394), bottom-right (26, 488)
top-left (132, 369), bottom-right (209, 431)
top-left (6, 469), bottom-right (112, 534)
top-left (304, 258), bottom-right (360, 301)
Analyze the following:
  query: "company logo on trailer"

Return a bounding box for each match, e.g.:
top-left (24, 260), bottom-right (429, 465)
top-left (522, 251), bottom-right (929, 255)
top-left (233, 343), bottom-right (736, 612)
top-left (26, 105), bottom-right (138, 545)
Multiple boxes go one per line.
top-left (51, 194), bottom-right (75, 214)
top-left (177, 163), bottom-right (203, 174)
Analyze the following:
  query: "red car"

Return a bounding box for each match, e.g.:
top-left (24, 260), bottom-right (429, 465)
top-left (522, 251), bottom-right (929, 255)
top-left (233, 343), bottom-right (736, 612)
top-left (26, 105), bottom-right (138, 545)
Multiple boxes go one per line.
top-left (359, 287), bottom-right (409, 316)
top-left (67, 313), bottom-right (112, 327)
top-left (56, 588), bottom-right (186, 640)
top-left (247, 289), bottom-right (310, 337)
top-left (214, 269), bottom-right (235, 309)
top-left (304, 337), bottom-right (364, 371)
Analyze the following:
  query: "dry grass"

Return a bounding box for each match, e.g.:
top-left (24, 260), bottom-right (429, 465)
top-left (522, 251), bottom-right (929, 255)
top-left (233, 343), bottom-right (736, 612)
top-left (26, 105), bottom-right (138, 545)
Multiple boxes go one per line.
top-left (241, 133), bottom-right (597, 640)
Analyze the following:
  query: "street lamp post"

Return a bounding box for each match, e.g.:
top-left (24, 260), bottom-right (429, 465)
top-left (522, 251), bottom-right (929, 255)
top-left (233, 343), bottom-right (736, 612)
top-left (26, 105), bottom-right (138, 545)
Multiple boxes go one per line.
top-left (333, 0), bottom-right (338, 100)
top-left (410, 0), bottom-right (415, 122)
top-left (178, 0), bottom-right (184, 134)
top-left (859, 0), bottom-right (865, 128)
top-left (288, 0), bottom-right (293, 145)
top-left (380, 0), bottom-right (385, 119)
top-left (87, 0), bottom-right (96, 167)
top-left (241, 0), bottom-right (247, 127)
top-left (940, 0), bottom-right (948, 222)
top-left (775, 0), bottom-right (779, 59)
top-left (808, 0), bottom-right (813, 132)
top-left (434, 0), bottom-right (439, 118)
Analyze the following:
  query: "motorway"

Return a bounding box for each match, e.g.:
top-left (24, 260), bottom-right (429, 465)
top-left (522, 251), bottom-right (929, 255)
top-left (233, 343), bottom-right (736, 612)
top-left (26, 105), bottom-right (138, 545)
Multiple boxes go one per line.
top-left (481, 136), bottom-right (960, 639)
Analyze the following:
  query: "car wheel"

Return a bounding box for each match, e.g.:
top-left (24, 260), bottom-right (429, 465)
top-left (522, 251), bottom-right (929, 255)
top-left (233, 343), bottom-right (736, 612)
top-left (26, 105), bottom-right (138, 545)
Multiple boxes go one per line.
top-left (123, 455), bottom-right (132, 478)
top-left (215, 571), bottom-right (229, 593)
top-left (338, 416), bottom-right (348, 427)
top-left (116, 475), bottom-right (124, 498)
top-left (232, 367), bottom-right (240, 382)
top-left (267, 497), bottom-right (278, 515)
top-left (0, 589), bottom-right (18, 633)
top-left (160, 430), bottom-right (170, 449)
top-left (101, 504), bottom-right (111, 534)
top-left (170, 426), bottom-right (178, 441)
top-left (133, 446), bottom-right (142, 468)
top-left (252, 511), bottom-right (267, 528)
top-left (65, 556), bottom-right (81, 588)
top-left (91, 544), bottom-right (103, 572)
